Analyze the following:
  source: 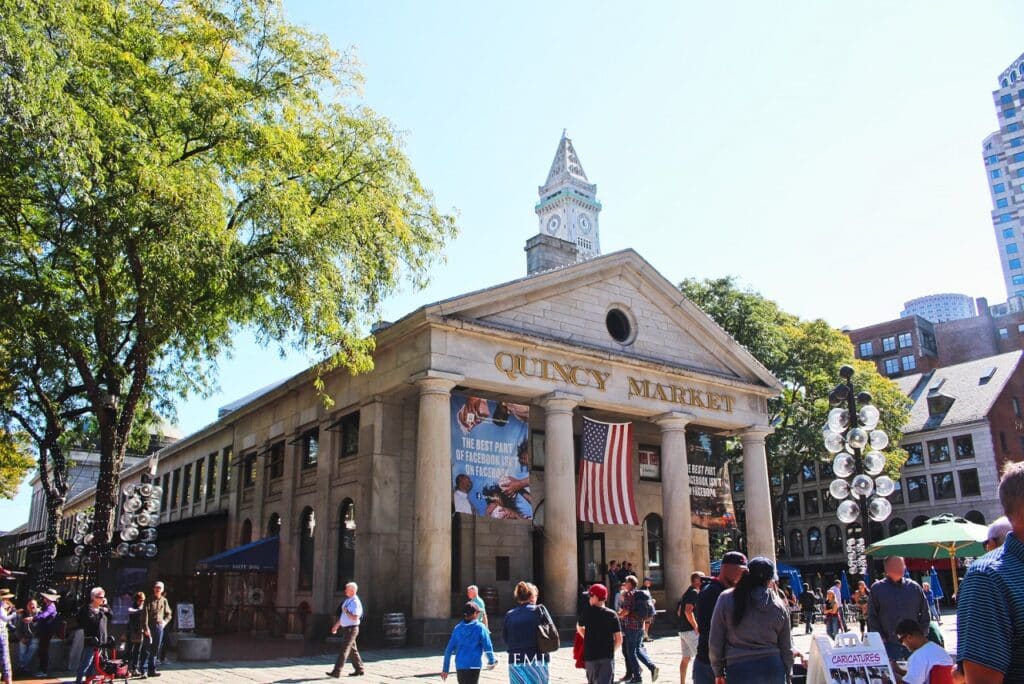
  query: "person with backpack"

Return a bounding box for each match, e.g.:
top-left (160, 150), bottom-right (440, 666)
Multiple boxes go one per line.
top-left (617, 575), bottom-right (659, 683)
top-left (639, 578), bottom-right (657, 643)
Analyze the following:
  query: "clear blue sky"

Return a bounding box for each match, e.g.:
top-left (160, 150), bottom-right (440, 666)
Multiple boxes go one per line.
top-left (3, 2), bottom-right (1023, 525)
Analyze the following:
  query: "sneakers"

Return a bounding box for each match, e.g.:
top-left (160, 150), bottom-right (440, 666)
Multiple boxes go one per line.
top-left (651, 666), bottom-right (660, 681)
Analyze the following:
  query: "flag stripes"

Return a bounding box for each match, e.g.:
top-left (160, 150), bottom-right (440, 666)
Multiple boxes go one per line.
top-left (577, 417), bottom-right (639, 525)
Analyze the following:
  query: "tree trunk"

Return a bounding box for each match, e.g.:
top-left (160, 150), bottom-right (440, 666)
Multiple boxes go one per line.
top-left (38, 495), bottom-right (65, 591)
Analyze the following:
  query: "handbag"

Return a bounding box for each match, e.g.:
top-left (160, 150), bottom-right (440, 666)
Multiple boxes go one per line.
top-left (535, 604), bottom-right (560, 653)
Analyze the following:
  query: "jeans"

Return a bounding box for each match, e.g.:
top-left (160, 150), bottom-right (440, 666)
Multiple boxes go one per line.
top-left (37, 633), bottom-right (53, 674)
top-left (802, 608), bottom-right (815, 634)
top-left (826, 615), bottom-right (841, 639)
top-left (18, 638), bottom-right (39, 672)
top-left (723, 654), bottom-right (787, 684)
top-left (128, 640), bottom-right (149, 672)
top-left (75, 647), bottom-right (97, 684)
top-left (693, 658), bottom-right (715, 684)
top-left (929, 602), bottom-right (941, 622)
top-left (146, 622), bottom-right (165, 674)
top-left (623, 628), bottom-right (655, 679)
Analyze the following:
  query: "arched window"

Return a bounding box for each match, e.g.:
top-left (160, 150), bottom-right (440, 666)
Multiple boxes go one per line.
top-left (825, 525), bottom-right (843, 554)
top-left (266, 513), bottom-right (281, 537)
top-left (964, 510), bottom-right (985, 525)
top-left (240, 519), bottom-right (252, 545)
top-left (298, 507), bottom-right (315, 591)
top-left (1003, 78), bottom-right (1010, 88)
top-left (808, 527), bottom-right (822, 555)
top-left (790, 529), bottom-right (804, 557)
top-left (912, 515), bottom-right (928, 528)
top-left (337, 500), bottom-right (356, 591)
top-left (890, 518), bottom-right (908, 535)
top-left (643, 514), bottom-right (663, 580)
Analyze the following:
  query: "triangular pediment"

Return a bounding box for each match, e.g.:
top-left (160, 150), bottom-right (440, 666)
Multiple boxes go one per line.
top-left (426, 250), bottom-right (782, 391)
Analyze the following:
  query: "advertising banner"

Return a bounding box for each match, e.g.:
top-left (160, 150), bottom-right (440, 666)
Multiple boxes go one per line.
top-left (451, 395), bottom-right (532, 520)
top-left (808, 633), bottom-right (895, 684)
top-left (687, 431), bottom-right (737, 530)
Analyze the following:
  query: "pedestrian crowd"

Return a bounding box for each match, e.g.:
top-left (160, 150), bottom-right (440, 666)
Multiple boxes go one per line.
top-left (0, 579), bottom-right (172, 683)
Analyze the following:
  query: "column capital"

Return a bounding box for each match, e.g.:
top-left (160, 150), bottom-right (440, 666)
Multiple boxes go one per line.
top-left (541, 391), bottom-right (583, 415)
top-left (652, 411), bottom-right (695, 432)
top-left (409, 370), bottom-right (463, 395)
top-left (738, 425), bottom-right (773, 444)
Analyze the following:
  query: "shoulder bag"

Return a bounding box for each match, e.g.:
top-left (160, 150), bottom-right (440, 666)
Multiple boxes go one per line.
top-left (535, 603), bottom-right (560, 653)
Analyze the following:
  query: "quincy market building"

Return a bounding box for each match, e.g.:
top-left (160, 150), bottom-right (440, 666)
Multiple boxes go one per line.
top-left (150, 136), bottom-right (782, 643)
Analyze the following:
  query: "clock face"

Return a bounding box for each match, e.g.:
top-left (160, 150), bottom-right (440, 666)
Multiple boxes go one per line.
top-left (546, 215), bottom-right (561, 234)
top-left (579, 215), bottom-right (592, 234)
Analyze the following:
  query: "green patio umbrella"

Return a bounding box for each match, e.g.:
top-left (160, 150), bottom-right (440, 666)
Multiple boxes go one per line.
top-left (864, 514), bottom-right (988, 597)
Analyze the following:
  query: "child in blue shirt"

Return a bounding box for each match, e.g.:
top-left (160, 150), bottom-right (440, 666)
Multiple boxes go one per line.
top-left (442, 602), bottom-right (497, 683)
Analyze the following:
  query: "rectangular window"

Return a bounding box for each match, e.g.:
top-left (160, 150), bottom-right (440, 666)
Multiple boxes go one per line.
top-left (959, 469), bottom-right (981, 497)
top-left (161, 473), bottom-right (170, 510)
top-left (906, 475), bottom-right (929, 503)
top-left (1018, 327), bottom-right (1024, 337)
top-left (171, 469), bottom-right (181, 508)
top-left (988, 154), bottom-right (1000, 164)
top-left (884, 358), bottom-right (900, 375)
top-left (905, 443), bottom-right (924, 466)
top-left (819, 459), bottom-right (834, 480)
top-left (803, 491), bottom-right (820, 515)
top-left (337, 411), bottom-right (360, 459)
top-left (265, 442), bottom-right (283, 479)
top-left (995, 183), bottom-right (1006, 193)
top-left (243, 453), bottom-right (257, 488)
top-left (1001, 431), bottom-right (1008, 452)
top-left (1007, 108), bottom-right (1018, 118)
top-left (194, 459), bottom-right (204, 503)
top-left (882, 336), bottom-right (896, 352)
top-left (898, 332), bottom-right (912, 348)
top-left (822, 488), bottom-right (839, 513)
top-left (1014, 152), bottom-right (1024, 162)
top-left (1008, 229), bottom-right (1018, 240)
top-left (859, 341), bottom-right (873, 357)
top-left (890, 478), bottom-right (904, 505)
top-left (1000, 327), bottom-right (1010, 339)
top-left (786, 494), bottom-right (801, 518)
top-left (932, 472), bottom-right (956, 500)
top-left (206, 452), bottom-right (217, 500)
top-left (181, 463), bottom-right (192, 506)
top-left (1011, 258), bottom-right (1022, 269)
top-left (1008, 244), bottom-right (1019, 254)
top-left (301, 429), bottom-right (320, 470)
top-left (1010, 123), bottom-right (1022, 132)
top-left (992, 169), bottom-right (1002, 179)
top-left (1013, 139), bottom-right (1023, 148)
top-left (1015, 397), bottom-right (1022, 417)
top-left (928, 439), bottom-right (950, 464)
top-left (496, 556), bottom-right (511, 582)
top-left (221, 446), bottom-right (233, 495)
top-left (638, 445), bottom-right (661, 481)
top-left (999, 213), bottom-right (1014, 223)
top-left (801, 461), bottom-right (817, 482)
top-left (1002, 94), bottom-right (1014, 104)
top-left (531, 431), bottom-right (546, 470)
top-left (999, 198), bottom-right (1010, 208)
top-left (1018, 168), bottom-right (1024, 177)
top-left (901, 354), bottom-right (916, 371)
top-left (954, 435), bottom-right (975, 460)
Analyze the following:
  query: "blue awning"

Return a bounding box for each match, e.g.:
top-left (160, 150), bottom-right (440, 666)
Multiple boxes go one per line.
top-left (195, 536), bottom-right (279, 573)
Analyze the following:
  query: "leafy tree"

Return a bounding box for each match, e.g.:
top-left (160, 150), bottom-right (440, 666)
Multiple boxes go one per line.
top-left (679, 277), bottom-right (910, 553)
top-left (0, 0), bottom-right (456, 575)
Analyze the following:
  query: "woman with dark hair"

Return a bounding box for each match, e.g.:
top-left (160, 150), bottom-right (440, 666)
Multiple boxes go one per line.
top-left (502, 581), bottom-right (553, 684)
top-left (852, 581), bottom-right (870, 637)
top-left (708, 556), bottom-right (793, 684)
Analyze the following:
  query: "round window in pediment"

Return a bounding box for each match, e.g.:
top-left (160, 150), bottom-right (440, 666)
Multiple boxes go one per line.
top-left (606, 307), bottom-right (634, 344)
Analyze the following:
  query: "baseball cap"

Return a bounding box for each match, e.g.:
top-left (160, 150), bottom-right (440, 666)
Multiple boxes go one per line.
top-left (462, 601), bottom-right (481, 617)
top-left (747, 556), bottom-right (777, 582)
top-left (588, 583), bottom-right (609, 601)
top-left (721, 551), bottom-right (748, 568)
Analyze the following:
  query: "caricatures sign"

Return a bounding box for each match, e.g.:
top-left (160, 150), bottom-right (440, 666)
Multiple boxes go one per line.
top-left (451, 395), bottom-right (532, 520)
top-left (808, 633), bottom-right (896, 684)
top-left (687, 431), bottom-right (737, 530)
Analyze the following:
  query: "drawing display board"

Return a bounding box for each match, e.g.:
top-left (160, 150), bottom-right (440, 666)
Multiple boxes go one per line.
top-left (808, 632), bottom-right (896, 684)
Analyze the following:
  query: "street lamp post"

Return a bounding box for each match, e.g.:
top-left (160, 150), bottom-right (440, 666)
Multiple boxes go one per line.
top-left (823, 365), bottom-right (896, 577)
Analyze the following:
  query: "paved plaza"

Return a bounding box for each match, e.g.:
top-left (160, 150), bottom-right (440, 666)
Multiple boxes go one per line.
top-left (38, 611), bottom-right (960, 684)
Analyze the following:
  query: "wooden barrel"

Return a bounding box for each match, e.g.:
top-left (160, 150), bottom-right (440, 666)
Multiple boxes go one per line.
top-left (382, 612), bottom-right (407, 647)
top-left (480, 586), bottom-right (499, 616)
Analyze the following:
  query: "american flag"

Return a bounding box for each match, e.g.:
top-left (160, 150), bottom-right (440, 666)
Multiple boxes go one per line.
top-left (577, 417), bottom-right (639, 525)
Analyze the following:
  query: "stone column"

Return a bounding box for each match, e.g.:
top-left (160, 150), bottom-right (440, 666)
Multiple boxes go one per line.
top-left (655, 411), bottom-right (694, 605)
top-left (541, 392), bottom-right (582, 618)
top-left (740, 428), bottom-right (776, 563)
top-left (411, 371), bottom-right (463, 620)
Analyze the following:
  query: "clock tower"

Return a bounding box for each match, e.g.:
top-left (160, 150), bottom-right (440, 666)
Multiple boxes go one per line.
top-left (534, 131), bottom-right (602, 260)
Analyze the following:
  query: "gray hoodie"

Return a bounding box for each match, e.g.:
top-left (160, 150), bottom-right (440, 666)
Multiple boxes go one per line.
top-left (708, 585), bottom-right (794, 677)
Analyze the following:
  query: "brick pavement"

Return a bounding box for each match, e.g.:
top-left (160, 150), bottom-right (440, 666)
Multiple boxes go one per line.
top-left (36, 610), bottom-right (960, 684)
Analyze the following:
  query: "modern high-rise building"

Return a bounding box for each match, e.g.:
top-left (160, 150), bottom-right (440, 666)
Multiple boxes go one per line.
top-left (983, 52), bottom-right (1024, 300)
top-left (900, 293), bottom-right (976, 323)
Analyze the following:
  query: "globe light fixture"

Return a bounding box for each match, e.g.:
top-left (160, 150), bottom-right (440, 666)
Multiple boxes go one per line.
top-left (115, 479), bottom-right (161, 560)
top-left (823, 365), bottom-right (894, 576)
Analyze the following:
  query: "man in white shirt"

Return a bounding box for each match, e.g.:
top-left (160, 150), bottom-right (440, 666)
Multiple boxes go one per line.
top-left (326, 582), bottom-right (364, 678)
top-left (829, 579), bottom-right (847, 632)
top-left (453, 474), bottom-right (473, 514)
top-left (894, 619), bottom-right (953, 684)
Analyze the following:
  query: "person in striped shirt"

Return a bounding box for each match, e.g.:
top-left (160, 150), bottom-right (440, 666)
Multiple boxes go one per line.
top-left (956, 461), bottom-right (1024, 683)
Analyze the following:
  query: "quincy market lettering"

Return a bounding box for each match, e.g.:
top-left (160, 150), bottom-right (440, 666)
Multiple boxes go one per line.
top-left (492, 351), bottom-right (735, 414)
